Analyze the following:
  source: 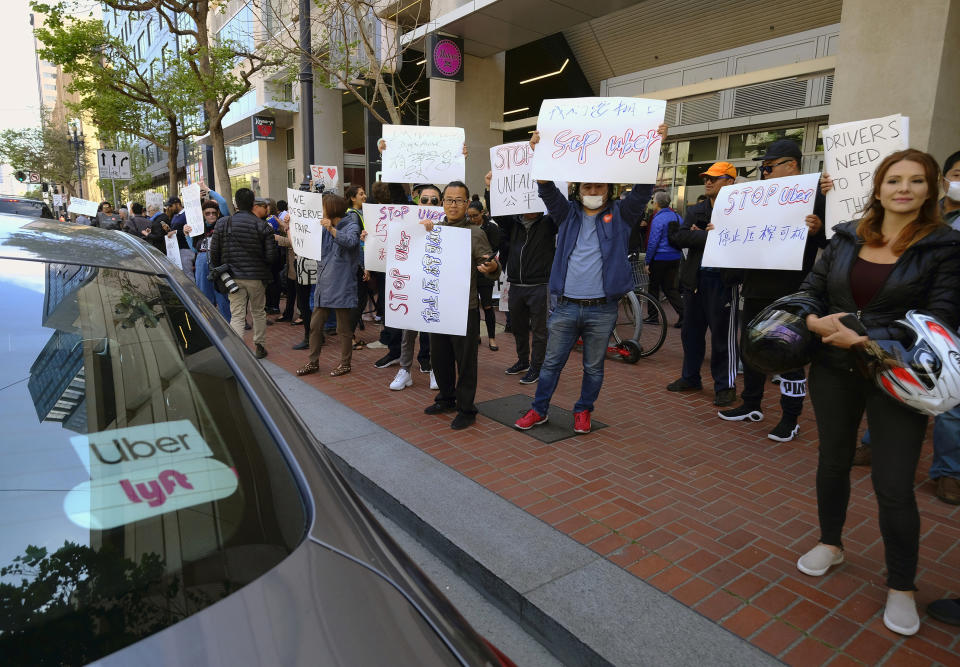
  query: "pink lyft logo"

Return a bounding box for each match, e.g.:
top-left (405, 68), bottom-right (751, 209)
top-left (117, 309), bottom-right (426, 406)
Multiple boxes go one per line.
top-left (119, 469), bottom-right (194, 508)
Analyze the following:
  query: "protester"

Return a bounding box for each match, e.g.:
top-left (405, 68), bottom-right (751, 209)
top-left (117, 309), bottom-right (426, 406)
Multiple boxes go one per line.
top-left (276, 200), bottom-right (300, 324)
top-left (209, 187), bottom-right (278, 359)
top-left (484, 171), bottom-right (557, 385)
top-left (253, 197), bottom-right (283, 315)
top-left (514, 125), bottom-right (665, 435)
top-left (371, 182), bottom-right (408, 367)
top-left (666, 161), bottom-right (741, 407)
top-left (717, 139), bottom-right (827, 442)
top-left (193, 199), bottom-right (231, 321)
top-left (467, 200), bottom-right (501, 351)
top-left (166, 196), bottom-right (196, 278)
top-left (123, 201), bottom-right (152, 239)
top-left (643, 190), bottom-right (684, 328)
top-left (423, 181), bottom-right (500, 430)
top-left (145, 201), bottom-right (173, 254)
top-left (296, 194), bottom-right (361, 377)
top-left (793, 149), bottom-right (960, 637)
top-left (93, 201), bottom-right (119, 229)
top-left (344, 185), bottom-right (369, 349)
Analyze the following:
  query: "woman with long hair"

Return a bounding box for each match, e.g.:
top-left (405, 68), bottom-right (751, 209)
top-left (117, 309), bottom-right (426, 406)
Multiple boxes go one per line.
top-left (795, 149), bottom-right (960, 636)
top-left (344, 184), bottom-right (369, 349)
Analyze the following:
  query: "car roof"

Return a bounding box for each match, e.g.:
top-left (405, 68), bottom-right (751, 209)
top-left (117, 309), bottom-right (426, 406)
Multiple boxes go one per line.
top-left (0, 213), bottom-right (163, 274)
top-left (0, 194), bottom-right (48, 204)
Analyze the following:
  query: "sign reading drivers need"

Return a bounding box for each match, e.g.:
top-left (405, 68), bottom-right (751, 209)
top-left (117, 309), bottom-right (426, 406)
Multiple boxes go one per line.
top-left (64, 420), bottom-right (238, 530)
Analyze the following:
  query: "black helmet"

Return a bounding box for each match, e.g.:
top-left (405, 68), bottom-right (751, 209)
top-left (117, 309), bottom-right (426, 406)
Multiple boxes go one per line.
top-left (742, 293), bottom-right (821, 375)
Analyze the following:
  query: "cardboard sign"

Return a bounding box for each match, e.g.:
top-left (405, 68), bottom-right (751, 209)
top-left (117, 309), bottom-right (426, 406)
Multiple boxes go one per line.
top-left (701, 172), bottom-right (820, 271)
top-left (362, 202), bottom-right (416, 273)
top-left (165, 234), bottom-right (183, 269)
top-left (286, 187), bottom-right (325, 261)
top-left (181, 182), bottom-right (204, 237)
top-left (381, 124), bottom-right (465, 184)
top-left (309, 165), bottom-right (340, 192)
top-left (489, 141), bottom-right (567, 216)
top-left (384, 220), bottom-right (471, 336)
top-left (823, 114), bottom-right (909, 235)
top-left (52, 193), bottom-right (63, 207)
top-left (145, 191), bottom-right (164, 210)
top-left (530, 97), bottom-right (666, 184)
top-left (67, 196), bottom-right (99, 216)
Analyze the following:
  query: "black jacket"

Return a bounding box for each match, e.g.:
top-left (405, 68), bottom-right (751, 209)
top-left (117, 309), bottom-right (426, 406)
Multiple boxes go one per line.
top-left (209, 210), bottom-right (278, 281)
top-left (484, 188), bottom-right (558, 286)
top-left (668, 199), bottom-right (740, 290)
top-left (797, 220), bottom-right (960, 369)
top-left (146, 213), bottom-right (170, 254)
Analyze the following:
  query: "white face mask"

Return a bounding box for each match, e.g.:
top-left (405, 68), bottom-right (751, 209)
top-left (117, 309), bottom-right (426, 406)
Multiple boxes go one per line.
top-left (947, 179), bottom-right (960, 201)
top-left (582, 195), bottom-right (604, 209)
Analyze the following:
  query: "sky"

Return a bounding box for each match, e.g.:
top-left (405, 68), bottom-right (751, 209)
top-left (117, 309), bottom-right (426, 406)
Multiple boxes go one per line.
top-left (0, 0), bottom-right (43, 132)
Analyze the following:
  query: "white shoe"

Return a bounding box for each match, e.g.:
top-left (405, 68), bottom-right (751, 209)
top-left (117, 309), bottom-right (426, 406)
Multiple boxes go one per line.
top-left (389, 368), bottom-right (413, 391)
top-left (429, 370), bottom-right (438, 390)
top-left (797, 544), bottom-right (844, 576)
top-left (883, 590), bottom-right (920, 636)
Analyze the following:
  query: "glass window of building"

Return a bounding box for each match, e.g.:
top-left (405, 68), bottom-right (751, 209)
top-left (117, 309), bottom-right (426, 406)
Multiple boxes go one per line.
top-left (217, 3), bottom-right (254, 51)
top-left (285, 129), bottom-right (295, 161)
top-left (728, 127), bottom-right (804, 160)
top-left (227, 140), bottom-right (258, 170)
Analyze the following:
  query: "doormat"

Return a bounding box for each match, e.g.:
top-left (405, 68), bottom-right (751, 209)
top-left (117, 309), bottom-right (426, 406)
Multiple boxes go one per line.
top-left (477, 394), bottom-right (607, 443)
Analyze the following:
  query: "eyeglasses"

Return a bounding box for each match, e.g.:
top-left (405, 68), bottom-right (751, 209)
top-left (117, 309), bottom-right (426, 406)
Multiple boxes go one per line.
top-left (421, 197), bottom-right (440, 205)
top-left (204, 210), bottom-right (219, 216)
top-left (759, 159), bottom-right (796, 174)
top-left (702, 175), bottom-right (734, 184)
top-left (443, 198), bottom-right (468, 206)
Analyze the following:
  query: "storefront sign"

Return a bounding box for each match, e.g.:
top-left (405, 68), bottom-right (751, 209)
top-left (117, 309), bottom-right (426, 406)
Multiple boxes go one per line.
top-left (489, 141), bottom-right (566, 216)
top-left (286, 187), bottom-right (325, 261)
top-left (252, 115), bottom-right (277, 141)
top-left (381, 124), bottom-right (466, 184)
top-left (427, 34), bottom-right (464, 81)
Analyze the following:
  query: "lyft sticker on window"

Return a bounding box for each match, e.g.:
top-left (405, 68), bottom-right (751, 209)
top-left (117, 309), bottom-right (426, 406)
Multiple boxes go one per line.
top-left (64, 421), bottom-right (238, 529)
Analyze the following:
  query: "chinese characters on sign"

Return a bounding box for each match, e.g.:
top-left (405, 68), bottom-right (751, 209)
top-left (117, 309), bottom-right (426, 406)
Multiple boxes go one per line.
top-left (489, 141), bottom-right (566, 216)
top-left (362, 203), bottom-right (417, 272)
top-left (381, 124), bottom-right (466, 185)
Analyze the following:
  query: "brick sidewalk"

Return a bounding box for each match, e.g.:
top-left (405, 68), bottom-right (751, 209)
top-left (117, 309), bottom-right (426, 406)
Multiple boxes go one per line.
top-left (254, 307), bottom-right (960, 666)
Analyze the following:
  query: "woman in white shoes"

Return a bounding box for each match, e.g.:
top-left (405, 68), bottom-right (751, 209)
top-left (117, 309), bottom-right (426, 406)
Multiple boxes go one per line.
top-left (794, 150), bottom-right (960, 636)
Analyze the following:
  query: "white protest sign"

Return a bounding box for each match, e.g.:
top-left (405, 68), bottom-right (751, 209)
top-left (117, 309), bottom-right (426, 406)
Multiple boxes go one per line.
top-left (530, 97), bottom-right (666, 184)
top-left (67, 196), bottom-right (98, 216)
top-left (309, 165), bottom-right (340, 192)
top-left (145, 191), bottom-right (164, 210)
top-left (385, 220), bottom-right (471, 336)
top-left (181, 182), bottom-right (204, 237)
top-left (489, 141), bottom-right (566, 216)
top-left (165, 234), bottom-right (183, 269)
top-left (52, 193), bottom-right (63, 207)
top-left (362, 202), bottom-right (417, 273)
top-left (381, 124), bottom-right (465, 184)
top-left (701, 172), bottom-right (820, 271)
top-left (823, 114), bottom-right (909, 235)
top-left (285, 187), bottom-right (325, 261)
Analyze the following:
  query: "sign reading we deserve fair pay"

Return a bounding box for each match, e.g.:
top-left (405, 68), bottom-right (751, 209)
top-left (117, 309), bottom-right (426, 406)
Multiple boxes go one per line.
top-left (286, 187), bottom-right (325, 261)
top-left (701, 172), bottom-right (820, 271)
top-left (530, 97), bottom-right (666, 185)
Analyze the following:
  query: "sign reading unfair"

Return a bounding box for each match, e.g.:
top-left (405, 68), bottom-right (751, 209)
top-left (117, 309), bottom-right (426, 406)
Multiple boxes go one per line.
top-left (380, 124), bottom-right (466, 185)
top-left (701, 172), bottom-right (821, 271)
top-left (384, 219), bottom-right (471, 336)
top-left (489, 141), bottom-right (566, 216)
top-left (823, 114), bottom-right (909, 235)
top-left (286, 187), bottom-right (325, 261)
top-left (530, 97), bottom-right (666, 184)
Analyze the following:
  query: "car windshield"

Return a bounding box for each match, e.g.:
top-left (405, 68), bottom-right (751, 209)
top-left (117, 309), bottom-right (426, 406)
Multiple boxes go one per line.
top-left (0, 258), bottom-right (307, 664)
top-left (0, 198), bottom-right (53, 218)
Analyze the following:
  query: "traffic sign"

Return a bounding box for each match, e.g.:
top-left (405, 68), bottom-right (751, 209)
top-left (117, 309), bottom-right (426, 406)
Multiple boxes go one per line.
top-left (97, 149), bottom-right (131, 180)
top-left (28, 172), bottom-right (41, 184)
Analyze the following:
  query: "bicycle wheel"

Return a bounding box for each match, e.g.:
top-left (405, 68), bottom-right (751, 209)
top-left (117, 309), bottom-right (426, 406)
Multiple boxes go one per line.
top-left (613, 292), bottom-right (641, 346)
top-left (633, 291), bottom-right (667, 357)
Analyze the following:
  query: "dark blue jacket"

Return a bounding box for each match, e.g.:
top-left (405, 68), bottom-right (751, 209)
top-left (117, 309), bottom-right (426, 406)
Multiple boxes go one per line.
top-left (645, 208), bottom-right (683, 264)
top-left (538, 181), bottom-right (653, 299)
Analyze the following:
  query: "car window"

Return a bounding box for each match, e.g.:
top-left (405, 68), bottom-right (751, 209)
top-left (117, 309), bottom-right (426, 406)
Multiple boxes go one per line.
top-left (0, 259), bottom-right (307, 664)
top-left (0, 198), bottom-right (53, 219)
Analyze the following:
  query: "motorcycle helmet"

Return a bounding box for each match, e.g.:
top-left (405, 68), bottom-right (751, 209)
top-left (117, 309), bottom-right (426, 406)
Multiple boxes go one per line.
top-left (854, 310), bottom-right (960, 416)
top-left (741, 293), bottom-right (822, 375)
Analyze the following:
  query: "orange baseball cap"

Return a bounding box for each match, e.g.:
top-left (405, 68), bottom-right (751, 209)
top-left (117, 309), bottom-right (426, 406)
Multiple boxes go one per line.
top-left (701, 162), bottom-right (737, 179)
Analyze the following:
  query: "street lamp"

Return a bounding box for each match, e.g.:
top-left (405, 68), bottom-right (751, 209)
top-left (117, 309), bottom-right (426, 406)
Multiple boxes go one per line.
top-left (68, 122), bottom-right (84, 198)
top-left (298, 0), bottom-right (314, 192)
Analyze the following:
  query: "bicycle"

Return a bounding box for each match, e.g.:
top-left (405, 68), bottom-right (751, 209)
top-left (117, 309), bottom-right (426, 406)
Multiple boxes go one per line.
top-left (606, 253), bottom-right (668, 362)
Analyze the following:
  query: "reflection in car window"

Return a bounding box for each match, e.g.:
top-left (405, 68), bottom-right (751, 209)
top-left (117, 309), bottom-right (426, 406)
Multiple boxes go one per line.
top-left (0, 198), bottom-right (54, 218)
top-left (0, 259), bottom-right (306, 664)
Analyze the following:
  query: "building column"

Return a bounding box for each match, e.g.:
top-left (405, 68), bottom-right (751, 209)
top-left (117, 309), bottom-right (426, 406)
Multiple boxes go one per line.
top-left (257, 132), bottom-right (288, 199)
top-left (313, 86), bottom-right (344, 191)
top-left (829, 0), bottom-right (960, 165)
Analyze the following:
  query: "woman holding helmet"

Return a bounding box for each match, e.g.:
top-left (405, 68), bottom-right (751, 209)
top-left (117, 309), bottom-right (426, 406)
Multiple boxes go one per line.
top-left (791, 149), bottom-right (960, 636)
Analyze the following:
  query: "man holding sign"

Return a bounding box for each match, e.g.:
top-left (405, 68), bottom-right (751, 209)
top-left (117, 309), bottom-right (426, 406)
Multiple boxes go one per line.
top-left (514, 125), bottom-right (665, 435)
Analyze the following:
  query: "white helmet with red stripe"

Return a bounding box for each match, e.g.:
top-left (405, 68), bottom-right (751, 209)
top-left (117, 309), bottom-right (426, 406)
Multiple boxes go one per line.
top-left (858, 311), bottom-right (960, 416)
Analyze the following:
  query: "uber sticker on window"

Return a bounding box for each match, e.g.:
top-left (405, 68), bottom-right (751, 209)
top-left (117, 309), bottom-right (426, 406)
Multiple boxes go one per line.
top-left (64, 421), bottom-right (238, 529)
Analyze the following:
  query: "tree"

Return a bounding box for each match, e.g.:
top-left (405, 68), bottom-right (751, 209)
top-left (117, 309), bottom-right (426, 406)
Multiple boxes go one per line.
top-left (0, 113), bottom-right (90, 197)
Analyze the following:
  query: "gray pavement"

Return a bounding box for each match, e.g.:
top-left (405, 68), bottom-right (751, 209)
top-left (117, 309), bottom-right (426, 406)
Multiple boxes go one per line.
top-left (263, 360), bottom-right (782, 667)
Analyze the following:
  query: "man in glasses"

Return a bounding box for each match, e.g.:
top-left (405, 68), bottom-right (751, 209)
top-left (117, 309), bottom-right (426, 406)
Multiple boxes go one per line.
top-left (717, 139), bottom-right (826, 442)
top-left (667, 161), bottom-right (742, 407)
top-left (423, 181), bottom-right (500, 430)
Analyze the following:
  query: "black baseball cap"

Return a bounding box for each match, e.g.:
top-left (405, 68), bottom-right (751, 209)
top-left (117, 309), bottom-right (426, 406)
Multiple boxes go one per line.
top-left (164, 196), bottom-right (182, 207)
top-left (753, 139), bottom-right (802, 162)
top-left (253, 197), bottom-right (270, 206)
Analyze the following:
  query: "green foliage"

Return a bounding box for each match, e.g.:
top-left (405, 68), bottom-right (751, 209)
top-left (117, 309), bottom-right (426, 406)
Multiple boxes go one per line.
top-left (0, 114), bottom-right (88, 192)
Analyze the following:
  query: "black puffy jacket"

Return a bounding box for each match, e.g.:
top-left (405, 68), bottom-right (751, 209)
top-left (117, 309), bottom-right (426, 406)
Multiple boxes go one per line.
top-left (797, 220), bottom-right (960, 369)
top-left (209, 210), bottom-right (278, 281)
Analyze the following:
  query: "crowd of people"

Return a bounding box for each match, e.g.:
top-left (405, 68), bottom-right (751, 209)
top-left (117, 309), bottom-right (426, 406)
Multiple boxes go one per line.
top-left (74, 134), bottom-right (960, 638)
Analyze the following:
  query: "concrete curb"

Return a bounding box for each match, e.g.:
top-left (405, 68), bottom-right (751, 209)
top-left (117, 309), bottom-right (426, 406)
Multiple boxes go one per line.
top-left (262, 360), bottom-right (781, 667)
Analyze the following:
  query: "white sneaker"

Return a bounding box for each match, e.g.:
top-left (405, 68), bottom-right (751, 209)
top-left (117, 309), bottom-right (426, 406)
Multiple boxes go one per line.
top-left (797, 544), bottom-right (844, 576)
top-left (389, 368), bottom-right (413, 391)
top-left (429, 370), bottom-right (438, 390)
top-left (884, 590), bottom-right (920, 636)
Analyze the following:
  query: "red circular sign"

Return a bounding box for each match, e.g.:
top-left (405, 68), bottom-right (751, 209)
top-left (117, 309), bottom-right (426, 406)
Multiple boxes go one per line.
top-left (433, 39), bottom-right (462, 77)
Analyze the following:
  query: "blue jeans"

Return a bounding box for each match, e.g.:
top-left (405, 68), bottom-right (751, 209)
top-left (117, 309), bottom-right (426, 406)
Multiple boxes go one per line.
top-left (532, 299), bottom-right (619, 415)
top-left (194, 251), bottom-right (231, 321)
top-left (932, 406), bottom-right (960, 479)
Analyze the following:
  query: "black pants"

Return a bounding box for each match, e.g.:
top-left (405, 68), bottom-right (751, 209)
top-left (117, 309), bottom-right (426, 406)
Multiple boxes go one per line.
top-left (648, 259), bottom-right (683, 322)
top-left (808, 361), bottom-right (927, 591)
top-left (430, 313), bottom-right (480, 416)
top-left (374, 270), bottom-right (402, 354)
top-left (740, 297), bottom-right (805, 417)
top-left (350, 273), bottom-right (368, 334)
top-left (282, 275), bottom-right (297, 320)
top-left (295, 283), bottom-right (312, 341)
top-left (680, 271), bottom-right (739, 392)
top-left (508, 283), bottom-right (549, 369)
top-left (477, 282), bottom-right (497, 340)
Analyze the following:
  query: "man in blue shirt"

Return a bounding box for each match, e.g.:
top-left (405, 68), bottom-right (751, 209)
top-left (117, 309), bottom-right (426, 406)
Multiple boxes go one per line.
top-left (515, 125), bottom-right (665, 435)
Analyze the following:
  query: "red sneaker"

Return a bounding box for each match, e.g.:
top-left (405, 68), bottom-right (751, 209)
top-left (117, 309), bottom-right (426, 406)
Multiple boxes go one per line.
top-left (573, 410), bottom-right (591, 434)
top-left (514, 409), bottom-right (548, 430)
